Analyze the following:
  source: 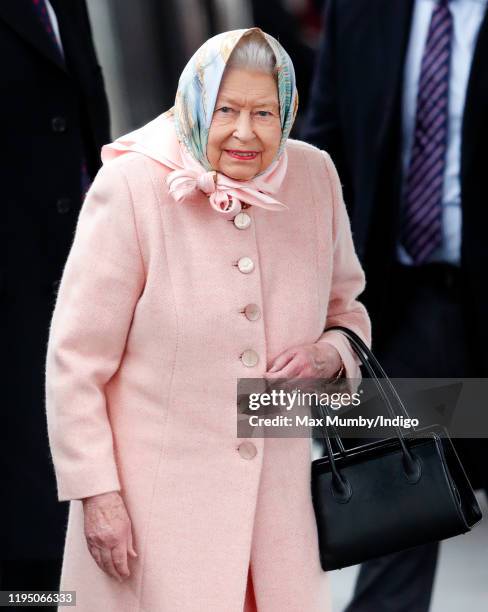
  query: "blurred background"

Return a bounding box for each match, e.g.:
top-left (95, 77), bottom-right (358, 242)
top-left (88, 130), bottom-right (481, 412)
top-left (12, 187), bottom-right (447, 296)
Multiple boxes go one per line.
top-left (85, 0), bottom-right (325, 137)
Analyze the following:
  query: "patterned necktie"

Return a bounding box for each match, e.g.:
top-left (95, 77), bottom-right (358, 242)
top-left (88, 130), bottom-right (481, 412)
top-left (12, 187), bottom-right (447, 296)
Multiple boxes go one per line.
top-left (402, 0), bottom-right (453, 264)
top-left (31, 0), bottom-right (63, 59)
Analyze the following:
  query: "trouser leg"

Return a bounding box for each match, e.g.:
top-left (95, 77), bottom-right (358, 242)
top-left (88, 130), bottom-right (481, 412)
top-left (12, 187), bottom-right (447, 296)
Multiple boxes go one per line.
top-left (345, 264), bottom-right (473, 612)
top-left (344, 544), bottom-right (439, 612)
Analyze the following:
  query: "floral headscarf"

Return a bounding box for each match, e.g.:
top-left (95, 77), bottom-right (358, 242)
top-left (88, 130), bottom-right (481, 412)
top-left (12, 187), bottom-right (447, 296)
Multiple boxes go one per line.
top-left (170, 27), bottom-right (299, 171)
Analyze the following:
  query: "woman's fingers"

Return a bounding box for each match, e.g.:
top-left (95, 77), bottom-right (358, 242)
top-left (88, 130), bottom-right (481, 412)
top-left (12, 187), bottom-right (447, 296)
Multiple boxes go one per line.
top-left (89, 544), bottom-right (103, 572)
top-left (111, 542), bottom-right (130, 579)
top-left (265, 354), bottom-right (302, 379)
top-left (89, 541), bottom-right (133, 582)
top-left (127, 525), bottom-right (138, 558)
top-left (100, 546), bottom-right (123, 582)
top-left (266, 349), bottom-right (296, 374)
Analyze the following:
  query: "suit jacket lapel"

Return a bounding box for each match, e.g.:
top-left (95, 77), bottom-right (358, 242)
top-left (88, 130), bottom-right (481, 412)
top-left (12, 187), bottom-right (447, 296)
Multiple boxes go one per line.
top-left (376, 0), bottom-right (415, 152)
top-left (0, 0), bottom-right (66, 72)
top-left (461, 4), bottom-right (488, 187)
top-left (354, 0), bottom-right (414, 260)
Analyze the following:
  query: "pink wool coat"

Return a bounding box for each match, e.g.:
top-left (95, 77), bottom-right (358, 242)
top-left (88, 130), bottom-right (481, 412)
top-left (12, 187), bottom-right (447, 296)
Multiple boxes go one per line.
top-left (45, 138), bottom-right (371, 611)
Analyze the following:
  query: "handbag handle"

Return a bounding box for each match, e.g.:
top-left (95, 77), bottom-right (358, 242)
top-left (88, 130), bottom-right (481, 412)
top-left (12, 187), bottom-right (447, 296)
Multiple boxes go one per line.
top-left (325, 325), bottom-right (414, 424)
top-left (320, 326), bottom-right (421, 500)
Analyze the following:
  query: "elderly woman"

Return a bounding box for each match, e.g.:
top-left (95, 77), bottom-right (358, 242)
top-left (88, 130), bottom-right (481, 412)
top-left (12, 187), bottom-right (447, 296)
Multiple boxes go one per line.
top-left (45, 28), bottom-right (370, 611)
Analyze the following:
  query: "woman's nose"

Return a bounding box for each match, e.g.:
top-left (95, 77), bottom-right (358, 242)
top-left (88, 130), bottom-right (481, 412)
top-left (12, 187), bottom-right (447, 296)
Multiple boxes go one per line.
top-left (233, 112), bottom-right (255, 141)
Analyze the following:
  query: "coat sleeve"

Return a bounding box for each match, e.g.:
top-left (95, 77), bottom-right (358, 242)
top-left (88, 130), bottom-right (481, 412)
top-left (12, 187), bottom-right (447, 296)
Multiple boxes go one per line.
top-left (314, 150), bottom-right (371, 379)
top-left (45, 161), bottom-right (145, 502)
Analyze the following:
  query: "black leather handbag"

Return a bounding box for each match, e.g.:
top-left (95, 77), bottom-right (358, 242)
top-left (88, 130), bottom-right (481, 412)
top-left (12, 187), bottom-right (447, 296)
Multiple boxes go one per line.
top-left (311, 326), bottom-right (483, 572)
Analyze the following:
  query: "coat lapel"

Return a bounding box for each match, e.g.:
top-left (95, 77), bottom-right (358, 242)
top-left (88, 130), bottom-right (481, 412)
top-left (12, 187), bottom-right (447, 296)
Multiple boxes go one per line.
top-left (0, 0), bottom-right (66, 72)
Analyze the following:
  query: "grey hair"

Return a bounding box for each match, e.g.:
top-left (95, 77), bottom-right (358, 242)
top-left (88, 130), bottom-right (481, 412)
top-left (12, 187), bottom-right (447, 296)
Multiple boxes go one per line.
top-left (226, 31), bottom-right (277, 78)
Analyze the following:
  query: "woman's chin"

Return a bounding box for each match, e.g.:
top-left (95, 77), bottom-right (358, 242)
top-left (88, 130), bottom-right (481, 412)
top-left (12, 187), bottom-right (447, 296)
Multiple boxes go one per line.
top-left (227, 171), bottom-right (257, 181)
top-left (219, 164), bottom-right (259, 181)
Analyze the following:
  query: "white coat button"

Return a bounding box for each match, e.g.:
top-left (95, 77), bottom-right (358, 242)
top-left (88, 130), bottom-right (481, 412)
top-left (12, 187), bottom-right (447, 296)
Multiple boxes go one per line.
top-left (244, 303), bottom-right (261, 321)
top-left (237, 257), bottom-right (254, 274)
top-left (241, 349), bottom-right (259, 367)
top-left (233, 212), bottom-right (251, 230)
top-left (238, 441), bottom-right (257, 460)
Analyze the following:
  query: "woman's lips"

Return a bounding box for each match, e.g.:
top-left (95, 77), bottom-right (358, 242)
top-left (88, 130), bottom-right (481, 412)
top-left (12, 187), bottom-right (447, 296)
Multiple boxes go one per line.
top-left (225, 150), bottom-right (259, 161)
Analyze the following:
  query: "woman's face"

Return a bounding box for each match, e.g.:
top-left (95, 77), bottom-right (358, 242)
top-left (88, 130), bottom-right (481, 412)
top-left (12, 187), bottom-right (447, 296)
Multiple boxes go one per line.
top-left (207, 68), bottom-right (282, 180)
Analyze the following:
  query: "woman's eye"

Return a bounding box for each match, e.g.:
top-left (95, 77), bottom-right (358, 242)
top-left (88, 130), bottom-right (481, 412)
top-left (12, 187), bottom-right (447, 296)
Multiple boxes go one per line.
top-left (255, 110), bottom-right (276, 120)
top-left (217, 106), bottom-right (233, 114)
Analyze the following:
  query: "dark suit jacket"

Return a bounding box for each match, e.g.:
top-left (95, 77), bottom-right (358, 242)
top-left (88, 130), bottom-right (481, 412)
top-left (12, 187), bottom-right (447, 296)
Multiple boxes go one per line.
top-left (1, 0), bottom-right (110, 559)
top-left (302, 0), bottom-right (488, 375)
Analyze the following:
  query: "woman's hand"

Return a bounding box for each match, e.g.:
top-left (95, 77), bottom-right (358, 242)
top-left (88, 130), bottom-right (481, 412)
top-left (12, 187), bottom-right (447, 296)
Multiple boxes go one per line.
top-left (265, 342), bottom-right (343, 380)
top-left (82, 491), bottom-right (137, 582)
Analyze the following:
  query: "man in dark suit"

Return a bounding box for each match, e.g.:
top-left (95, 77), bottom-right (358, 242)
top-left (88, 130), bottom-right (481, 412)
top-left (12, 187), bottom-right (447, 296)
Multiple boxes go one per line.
top-left (303, 0), bottom-right (488, 610)
top-left (1, 0), bottom-right (110, 603)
